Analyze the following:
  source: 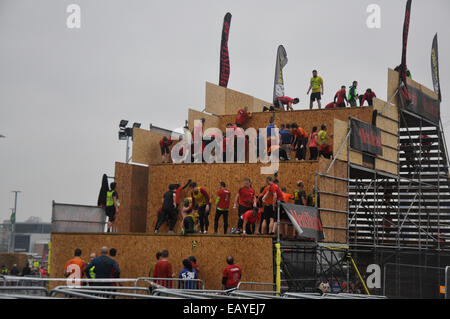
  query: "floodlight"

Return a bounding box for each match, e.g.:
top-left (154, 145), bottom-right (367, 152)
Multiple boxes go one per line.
top-left (133, 122), bottom-right (141, 128)
top-left (119, 120), bottom-right (128, 128)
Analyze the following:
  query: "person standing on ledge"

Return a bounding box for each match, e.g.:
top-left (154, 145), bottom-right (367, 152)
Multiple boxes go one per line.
top-left (348, 81), bottom-right (359, 107)
top-left (214, 182), bottom-right (231, 235)
top-left (190, 182), bottom-right (211, 234)
top-left (307, 70), bottom-right (324, 109)
top-left (105, 182), bottom-right (119, 233)
top-left (334, 85), bottom-right (348, 108)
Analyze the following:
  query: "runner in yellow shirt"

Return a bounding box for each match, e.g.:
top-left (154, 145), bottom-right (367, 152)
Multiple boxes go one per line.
top-left (307, 70), bottom-right (324, 109)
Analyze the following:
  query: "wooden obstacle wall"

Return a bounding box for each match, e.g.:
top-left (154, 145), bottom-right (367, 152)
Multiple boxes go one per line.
top-left (205, 82), bottom-right (272, 115)
top-left (188, 108), bottom-right (221, 131)
top-left (49, 233), bottom-right (273, 290)
top-left (132, 128), bottom-right (175, 165)
top-left (332, 98), bottom-right (399, 176)
top-left (114, 162), bottom-right (148, 233)
top-left (387, 68), bottom-right (439, 107)
top-left (318, 159), bottom-right (348, 243)
top-left (146, 161), bottom-right (320, 234)
top-left (0, 253), bottom-right (29, 272)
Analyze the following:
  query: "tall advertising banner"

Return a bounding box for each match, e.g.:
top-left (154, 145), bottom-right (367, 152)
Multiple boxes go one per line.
top-left (219, 12), bottom-right (232, 87)
top-left (273, 45), bottom-right (288, 105)
top-left (398, 0), bottom-right (412, 108)
top-left (431, 34), bottom-right (442, 102)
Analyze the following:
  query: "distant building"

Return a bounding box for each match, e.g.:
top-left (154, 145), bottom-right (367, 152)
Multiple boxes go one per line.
top-left (0, 220), bottom-right (51, 255)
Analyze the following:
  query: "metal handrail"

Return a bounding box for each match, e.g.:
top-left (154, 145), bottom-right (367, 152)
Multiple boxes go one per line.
top-left (236, 281), bottom-right (276, 290)
top-left (134, 277), bottom-right (205, 290)
top-left (0, 286), bottom-right (49, 296)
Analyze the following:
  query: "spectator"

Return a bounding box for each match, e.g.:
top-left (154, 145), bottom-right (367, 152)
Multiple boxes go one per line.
top-left (179, 259), bottom-right (198, 289)
top-left (109, 248), bottom-right (120, 286)
top-left (318, 124), bottom-right (333, 159)
top-left (348, 81), bottom-right (359, 107)
top-left (40, 267), bottom-right (48, 277)
top-left (87, 253), bottom-right (96, 282)
top-left (360, 88), bottom-right (376, 106)
top-left (222, 256), bottom-right (242, 290)
top-left (266, 117), bottom-right (276, 142)
top-left (153, 250), bottom-right (174, 288)
top-left (149, 251), bottom-right (162, 277)
top-left (308, 127), bottom-right (319, 160)
top-left (85, 246), bottom-right (120, 286)
top-left (22, 263), bottom-right (31, 277)
top-left (188, 256), bottom-right (200, 277)
top-left (307, 70), bottom-right (324, 109)
top-left (105, 182), bottom-right (119, 233)
top-left (214, 182), bottom-right (231, 235)
top-left (190, 182), bottom-right (211, 234)
top-left (160, 136), bottom-right (174, 163)
top-left (9, 264), bottom-right (19, 276)
top-left (64, 248), bottom-right (87, 279)
top-left (334, 85), bottom-right (348, 108)
top-left (277, 96), bottom-right (299, 111)
top-left (155, 184), bottom-right (178, 234)
top-left (232, 178), bottom-right (257, 234)
top-left (241, 207), bottom-right (262, 235)
top-left (279, 124), bottom-right (292, 160)
top-left (235, 106), bottom-right (251, 127)
top-left (1, 265), bottom-right (8, 275)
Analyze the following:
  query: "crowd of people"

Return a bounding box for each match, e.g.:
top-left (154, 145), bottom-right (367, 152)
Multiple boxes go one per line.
top-left (155, 175), bottom-right (318, 239)
top-left (1, 261), bottom-right (47, 278)
top-left (63, 247), bottom-right (243, 290)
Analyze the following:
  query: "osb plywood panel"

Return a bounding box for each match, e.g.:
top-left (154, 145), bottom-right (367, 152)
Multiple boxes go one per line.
top-left (253, 97), bottom-right (272, 113)
top-left (115, 162), bottom-right (149, 233)
top-left (146, 161), bottom-right (320, 235)
top-left (219, 107), bottom-right (373, 162)
top-left (376, 158), bottom-right (398, 175)
top-left (0, 253), bottom-right (29, 272)
top-left (333, 118), bottom-right (348, 161)
top-left (49, 233), bottom-right (273, 290)
top-left (188, 109), bottom-right (220, 132)
top-left (387, 68), bottom-right (439, 107)
top-left (205, 82), bottom-right (226, 115)
top-left (225, 88), bottom-right (254, 116)
top-left (349, 150), bottom-right (363, 166)
top-left (381, 131), bottom-right (398, 149)
top-left (130, 165), bottom-right (149, 233)
top-left (114, 162), bottom-right (133, 233)
top-left (373, 98), bottom-right (398, 122)
top-left (132, 128), bottom-right (170, 165)
top-left (380, 147), bottom-right (398, 164)
top-left (318, 158), bottom-right (348, 244)
top-left (377, 117), bottom-right (398, 136)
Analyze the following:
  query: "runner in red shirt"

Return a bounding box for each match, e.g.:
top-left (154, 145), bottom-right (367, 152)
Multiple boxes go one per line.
top-left (325, 102), bottom-right (337, 109)
top-left (214, 181), bottom-right (231, 234)
top-left (277, 96), bottom-right (299, 111)
top-left (233, 178), bottom-right (257, 234)
top-left (153, 250), bottom-right (174, 288)
top-left (160, 136), bottom-right (174, 163)
top-left (334, 86), bottom-right (348, 108)
top-left (262, 177), bottom-right (284, 235)
top-left (360, 89), bottom-right (376, 106)
top-left (222, 256), bottom-right (242, 289)
top-left (241, 208), bottom-right (262, 235)
top-left (235, 107), bottom-right (251, 127)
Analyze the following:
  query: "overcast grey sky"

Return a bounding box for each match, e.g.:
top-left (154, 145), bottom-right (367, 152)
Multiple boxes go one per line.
top-left (0, 0), bottom-right (449, 223)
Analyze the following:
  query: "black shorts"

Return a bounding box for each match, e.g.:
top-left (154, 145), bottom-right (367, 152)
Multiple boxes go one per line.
top-left (263, 205), bottom-right (275, 221)
top-left (161, 145), bottom-right (170, 155)
top-left (337, 102), bottom-right (346, 108)
top-left (310, 92), bottom-right (321, 101)
top-left (105, 206), bottom-right (116, 222)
